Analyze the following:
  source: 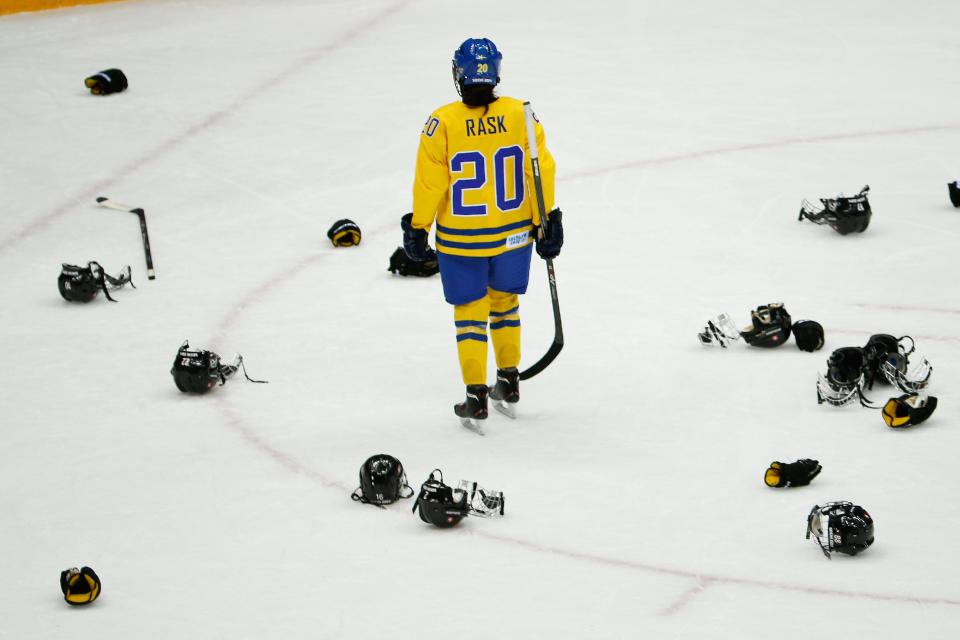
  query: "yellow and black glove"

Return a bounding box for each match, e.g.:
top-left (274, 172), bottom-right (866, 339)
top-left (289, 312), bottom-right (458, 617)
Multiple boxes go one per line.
top-left (764, 459), bottom-right (821, 488)
top-left (327, 219), bottom-right (361, 247)
top-left (60, 566), bottom-right (101, 605)
top-left (84, 69), bottom-right (128, 95)
top-left (882, 393), bottom-right (937, 428)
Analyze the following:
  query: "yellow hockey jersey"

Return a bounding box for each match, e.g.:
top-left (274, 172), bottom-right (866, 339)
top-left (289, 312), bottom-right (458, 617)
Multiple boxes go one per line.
top-left (412, 96), bottom-right (556, 258)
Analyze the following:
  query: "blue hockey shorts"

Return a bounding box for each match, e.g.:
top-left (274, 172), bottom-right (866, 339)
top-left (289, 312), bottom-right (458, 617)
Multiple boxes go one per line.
top-left (437, 244), bottom-right (533, 305)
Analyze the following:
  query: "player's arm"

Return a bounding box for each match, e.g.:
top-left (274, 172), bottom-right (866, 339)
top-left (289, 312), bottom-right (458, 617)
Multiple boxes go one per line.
top-left (526, 119), bottom-right (556, 226)
top-left (412, 115), bottom-right (449, 230)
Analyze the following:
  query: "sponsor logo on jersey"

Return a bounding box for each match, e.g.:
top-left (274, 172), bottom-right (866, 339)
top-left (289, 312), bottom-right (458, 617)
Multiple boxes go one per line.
top-left (505, 230), bottom-right (529, 248)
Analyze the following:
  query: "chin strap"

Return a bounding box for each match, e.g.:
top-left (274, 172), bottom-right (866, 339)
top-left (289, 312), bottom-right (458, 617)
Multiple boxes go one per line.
top-left (89, 261), bottom-right (135, 302)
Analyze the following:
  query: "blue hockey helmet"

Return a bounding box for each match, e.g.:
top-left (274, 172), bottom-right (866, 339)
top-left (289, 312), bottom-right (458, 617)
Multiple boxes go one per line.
top-left (452, 38), bottom-right (502, 92)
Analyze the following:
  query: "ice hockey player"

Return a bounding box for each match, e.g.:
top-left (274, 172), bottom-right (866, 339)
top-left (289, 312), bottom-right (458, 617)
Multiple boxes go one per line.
top-left (402, 37), bottom-right (563, 428)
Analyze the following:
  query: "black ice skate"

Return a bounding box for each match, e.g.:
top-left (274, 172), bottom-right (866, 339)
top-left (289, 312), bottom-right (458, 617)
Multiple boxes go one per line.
top-left (489, 367), bottom-right (519, 419)
top-left (455, 384), bottom-right (489, 434)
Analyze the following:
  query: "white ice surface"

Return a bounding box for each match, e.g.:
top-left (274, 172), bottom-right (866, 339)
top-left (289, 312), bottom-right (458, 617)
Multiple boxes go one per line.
top-left (2, 0), bottom-right (960, 638)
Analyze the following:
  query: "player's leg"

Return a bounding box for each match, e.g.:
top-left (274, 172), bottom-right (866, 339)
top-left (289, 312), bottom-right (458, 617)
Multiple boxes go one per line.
top-left (438, 253), bottom-right (491, 421)
top-left (488, 288), bottom-right (521, 405)
top-left (454, 295), bottom-right (491, 386)
top-left (487, 245), bottom-right (533, 407)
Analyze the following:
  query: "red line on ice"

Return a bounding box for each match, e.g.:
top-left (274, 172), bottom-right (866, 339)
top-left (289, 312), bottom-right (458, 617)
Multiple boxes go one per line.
top-left (659, 578), bottom-right (714, 616)
top-left (472, 531), bottom-right (960, 608)
top-left (564, 123), bottom-right (960, 180)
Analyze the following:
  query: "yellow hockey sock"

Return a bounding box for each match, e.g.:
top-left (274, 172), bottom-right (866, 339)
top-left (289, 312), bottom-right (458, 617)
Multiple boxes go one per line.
top-left (489, 289), bottom-right (521, 369)
top-left (454, 297), bottom-right (490, 385)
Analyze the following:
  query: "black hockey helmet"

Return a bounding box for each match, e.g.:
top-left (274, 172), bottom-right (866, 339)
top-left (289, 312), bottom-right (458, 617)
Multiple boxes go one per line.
top-left (58, 263), bottom-right (101, 302)
top-left (798, 185), bottom-right (871, 235)
top-left (861, 334), bottom-right (932, 393)
top-left (862, 334), bottom-right (899, 388)
top-left (817, 346), bottom-right (866, 406)
top-left (879, 336), bottom-right (931, 393)
top-left (739, 303), bottom-right (792, 347)
top-left (351, 454), bottom-right (414, 506)
top-left (806, 501), bottom-right (874, 558)
top-left (58, 261), bottom-right (134, 303)
top-left (171, 341), bottom-right (223, 394)
top-left (412, 469), bottom-right (469, 528)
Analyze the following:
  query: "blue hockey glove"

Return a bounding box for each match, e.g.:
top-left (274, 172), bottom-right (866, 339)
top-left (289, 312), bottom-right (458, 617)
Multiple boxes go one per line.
top-left (536, 208), bottom-right (563, 259)
top-left (401, 213), bottom-right (431, 262)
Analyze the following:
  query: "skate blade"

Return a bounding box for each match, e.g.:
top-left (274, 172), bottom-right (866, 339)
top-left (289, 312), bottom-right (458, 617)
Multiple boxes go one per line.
top-left (460, 418), bottom-right (485, 435)
top-left (492, 400), bottom-right (517, 419)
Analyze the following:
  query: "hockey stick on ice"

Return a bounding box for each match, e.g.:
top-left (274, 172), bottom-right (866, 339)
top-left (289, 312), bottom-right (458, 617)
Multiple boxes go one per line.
top-left (96, 197), bottom-right (155, 279)
top-left (519, 101), bottom-right (563, 381)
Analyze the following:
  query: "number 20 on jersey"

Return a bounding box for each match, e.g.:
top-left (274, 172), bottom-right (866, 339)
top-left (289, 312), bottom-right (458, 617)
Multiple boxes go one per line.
top-left (450, 146), bottom-right (524, 216)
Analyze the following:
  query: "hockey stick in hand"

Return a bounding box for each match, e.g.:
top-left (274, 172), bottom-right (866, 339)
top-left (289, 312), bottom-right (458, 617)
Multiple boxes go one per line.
top-left (519, 101), bottom-right (563, 381)
top-left (96, 197), bottom-right (155, 280)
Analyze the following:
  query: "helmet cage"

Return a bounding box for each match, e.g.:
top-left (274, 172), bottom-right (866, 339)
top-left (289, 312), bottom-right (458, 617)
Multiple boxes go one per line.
top-left (879, 336), bottom-right (932, 392)
top-left (456, 479), bottom-right (505, 518)
top-left (697, 312), bottom-right (741, 348)
top-left (817, 347), bottom-right (867, 406)
top-left (817, 372), bottom-right (863, 406)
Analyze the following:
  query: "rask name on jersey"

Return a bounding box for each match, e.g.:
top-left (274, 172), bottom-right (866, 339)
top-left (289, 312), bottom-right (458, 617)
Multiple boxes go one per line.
top-left (465, 115), bottom-right (507, 137)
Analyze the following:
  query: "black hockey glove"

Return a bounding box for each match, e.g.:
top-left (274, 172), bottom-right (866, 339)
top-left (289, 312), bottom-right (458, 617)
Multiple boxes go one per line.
top-left (327, 219), bottom-right (361, 247)
top-left (949, 182), bottom-right (960, 208)
top-left (535, 208), bottom-right (563, 259)
top-left (388, 247), bottom-right (438, 277)
top-left (401, 212), bottom-right (431, 262)
top-left (84, 68), bottom-right (128, 95)
top-left (60, 566), bottom-right (101, 605)
top-left (764, 459), bottom-right (821, 488)
top-left (792, 320), bottom-right (825, 352)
